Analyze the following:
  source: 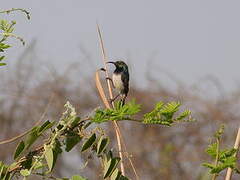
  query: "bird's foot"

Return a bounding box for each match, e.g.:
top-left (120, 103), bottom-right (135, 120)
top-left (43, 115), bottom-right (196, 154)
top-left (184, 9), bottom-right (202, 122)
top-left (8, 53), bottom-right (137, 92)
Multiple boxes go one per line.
top-left (108, 98), bottom-right (114, 104)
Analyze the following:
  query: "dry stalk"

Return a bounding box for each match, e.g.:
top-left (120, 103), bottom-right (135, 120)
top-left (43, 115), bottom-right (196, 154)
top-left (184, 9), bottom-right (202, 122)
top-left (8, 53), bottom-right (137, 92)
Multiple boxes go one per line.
top-left (113, 122), bottom-right (140, 180)
top-left (96, 23), bottom-right (125, 175)
top-left (95, 24), bottom-right (140, 179)
top-left (225, 127), bottom-right (240, 180)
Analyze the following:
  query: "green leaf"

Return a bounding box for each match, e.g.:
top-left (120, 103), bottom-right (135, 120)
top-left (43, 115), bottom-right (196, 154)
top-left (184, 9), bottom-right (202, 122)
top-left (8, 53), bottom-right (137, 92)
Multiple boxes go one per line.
top-left (0, 162), bottom-right (8, 179)
top-left (20, 158), bottom-right (32, 170)
top-left (92, 100), bottom-right (141, 123)
top-left (14, 141), bottom-right (25, 160)
top-left (0, 43), bottom-right (11, 49)
top-left (24, 126), bottom-right (40, 150)
top-left (104, 157), bottom-right (121, 178)
top-left (20, 169), bottom-right (30, 177)
top-left (2, 172), bottom-right (10, 180)
top-left (160, 102), bottom-right (180, 115)
top-left (0, 63), bottom-right (6, 66)
top-left (97, 136), bottom-right (109, 155)
top-left (3, 173), bottom-right (10, 180)
top-left (202, 163), bottom-right (215, 169)
top-left (81, 133), bottom-right (96, 152)
top-left (176, 110), bottom-right (191, 121)
top-left (110, 168), bottom-right (120, 180)
top-left (38, 120), bottom-right (55, 134)
top-left (71, 175), bottom-right (88, 180)
top-left (213, 156), bottom-right (237, 173)
top-left (65, 132), bottom-right (82, 152)
top-left (143, 101), bottom-right (192, 126)
top-left (11, 127), bottom-right (41, 163)
top-left (83, 122), bottom-right (92, 129)
top-left (0, 56), bottom-right (5, 61)
top-left (44, 145), bottom-right (54, 171)
top-left (23, 121), bottom-right (53, 153)
top-left (205, 143), bottom-right (217, 159)
top-left (219, 148), bottom-right (237, 162)
top-left (71, 117), bottom-right (81, 127)
top-left (52, 139), bottom-right (62, 170)
top-left (32, 161), bottom-right (44, 170)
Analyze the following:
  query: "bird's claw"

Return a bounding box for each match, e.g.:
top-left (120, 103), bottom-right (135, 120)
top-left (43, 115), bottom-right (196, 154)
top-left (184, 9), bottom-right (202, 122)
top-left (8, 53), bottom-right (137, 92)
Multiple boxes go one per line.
top-left (108, 98), bottom-right (114, 104)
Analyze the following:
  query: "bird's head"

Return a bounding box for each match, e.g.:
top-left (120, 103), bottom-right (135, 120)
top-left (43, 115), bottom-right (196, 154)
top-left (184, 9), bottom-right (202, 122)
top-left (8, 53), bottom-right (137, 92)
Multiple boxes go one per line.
top-left (107, 60), bottom-right (128, 71)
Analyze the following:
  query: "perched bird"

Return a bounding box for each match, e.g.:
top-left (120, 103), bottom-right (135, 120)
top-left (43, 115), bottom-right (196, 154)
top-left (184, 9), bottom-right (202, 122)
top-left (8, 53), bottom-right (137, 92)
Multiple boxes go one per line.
top-left (107, 60), bottom-right (129, 105)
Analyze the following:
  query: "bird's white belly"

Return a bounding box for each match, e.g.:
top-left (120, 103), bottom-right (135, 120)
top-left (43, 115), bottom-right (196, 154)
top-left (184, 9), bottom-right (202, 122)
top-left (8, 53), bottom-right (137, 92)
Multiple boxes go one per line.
top-left (112, 74), bottom-right (124, 91)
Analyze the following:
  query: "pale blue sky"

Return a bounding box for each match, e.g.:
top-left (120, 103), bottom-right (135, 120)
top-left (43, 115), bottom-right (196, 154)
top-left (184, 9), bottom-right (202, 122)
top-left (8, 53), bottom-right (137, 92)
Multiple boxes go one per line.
top-left (2, 0), bottom-right (240, 91)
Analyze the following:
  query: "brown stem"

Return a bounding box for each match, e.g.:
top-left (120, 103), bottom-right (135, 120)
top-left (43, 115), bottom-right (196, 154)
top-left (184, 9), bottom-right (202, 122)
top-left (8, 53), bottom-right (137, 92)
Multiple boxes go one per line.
top-left (96, 24), bottom-right (125, 175)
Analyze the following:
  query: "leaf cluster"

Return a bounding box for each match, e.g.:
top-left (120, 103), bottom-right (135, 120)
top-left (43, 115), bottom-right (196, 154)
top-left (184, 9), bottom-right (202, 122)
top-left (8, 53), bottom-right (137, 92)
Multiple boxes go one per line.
top-left (80, 132), bottom-right (128, 179)
top-left (0, 8), bottom-right (29, 66)
top-left (92, 100), bottom-right (193, 127)
top-left (202, 125), bottom-right (240, 176)
top-left (92, 100), bottom-right (141, 123)
top-left (1, 101), bottom-right (129, 180)
top-left (143, 102), bottom-right (193, 126)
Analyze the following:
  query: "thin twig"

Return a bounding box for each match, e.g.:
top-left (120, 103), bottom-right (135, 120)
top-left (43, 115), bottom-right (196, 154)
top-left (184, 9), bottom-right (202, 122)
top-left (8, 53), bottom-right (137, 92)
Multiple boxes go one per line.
top-left (0, 94), bottom-right (55, 145)
top-left (225, 127), bottom-right (240, 180)
top-left (0, 8), bottom-right (30, 19)
top-left (114, 122), bottom-right (140, 180)
top-left (2, 32), bottom-right (25, 45)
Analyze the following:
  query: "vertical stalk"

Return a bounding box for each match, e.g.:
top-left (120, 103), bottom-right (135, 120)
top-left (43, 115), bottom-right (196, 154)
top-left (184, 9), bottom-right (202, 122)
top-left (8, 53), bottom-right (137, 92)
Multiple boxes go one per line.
top-left (225, 127), bottom-right (240, 180)
top-left (96, 24), bottom-right (125, 175)
top-left (212, 138), bottom-right (220, 180)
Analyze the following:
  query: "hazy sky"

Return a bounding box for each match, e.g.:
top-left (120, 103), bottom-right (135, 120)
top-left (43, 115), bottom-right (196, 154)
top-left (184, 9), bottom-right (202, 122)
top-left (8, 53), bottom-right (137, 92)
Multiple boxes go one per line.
top-left (2, 0), bottom-right (240, 91)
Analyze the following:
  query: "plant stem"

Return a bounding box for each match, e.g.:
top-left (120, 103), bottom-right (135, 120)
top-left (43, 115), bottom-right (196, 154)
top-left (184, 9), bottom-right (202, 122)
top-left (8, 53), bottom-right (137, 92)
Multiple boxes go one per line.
top-left (225, 127), bottom-right (240, 180)
top-left (96, 24), bottom-right (125, 175)
top-left (212, 138), bottom-right (220, 180)
top-left (0, 8), bottom-right (30, 19)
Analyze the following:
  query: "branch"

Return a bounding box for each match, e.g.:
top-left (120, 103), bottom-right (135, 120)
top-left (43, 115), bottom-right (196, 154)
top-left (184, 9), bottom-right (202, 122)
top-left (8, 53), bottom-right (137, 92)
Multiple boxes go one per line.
top-left (0, 8), bottom-right (30, 19)
top-left (0, 94), bottom-right (54, 145)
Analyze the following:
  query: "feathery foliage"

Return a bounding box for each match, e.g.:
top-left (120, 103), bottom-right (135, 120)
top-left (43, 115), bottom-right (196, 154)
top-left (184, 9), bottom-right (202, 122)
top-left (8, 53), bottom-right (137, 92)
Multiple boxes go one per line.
top-left (143, 102), bottom-right (193, 126)
top-left (92, 100), bottom-right (141, 123)
top-left (92, 100), bottom-right (193, 126)
top-left (202, 125), bottom-right (240, 178)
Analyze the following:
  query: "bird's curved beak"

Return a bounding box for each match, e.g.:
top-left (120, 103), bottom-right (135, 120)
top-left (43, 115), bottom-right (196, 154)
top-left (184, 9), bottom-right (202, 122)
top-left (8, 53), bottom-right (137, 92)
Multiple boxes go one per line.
top-left (107, 61), bottom-right (116, 65)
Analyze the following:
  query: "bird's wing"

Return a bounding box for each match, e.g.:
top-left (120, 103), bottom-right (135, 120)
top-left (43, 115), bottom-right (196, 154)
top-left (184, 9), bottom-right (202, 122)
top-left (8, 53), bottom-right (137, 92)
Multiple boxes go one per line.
top-left (121, 71), bottom-right (129, 95)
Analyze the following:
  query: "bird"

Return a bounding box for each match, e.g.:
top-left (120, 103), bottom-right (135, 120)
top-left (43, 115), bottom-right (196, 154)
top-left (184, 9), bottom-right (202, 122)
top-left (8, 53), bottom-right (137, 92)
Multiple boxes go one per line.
top-left (107, 60), bottom-right (129, 105)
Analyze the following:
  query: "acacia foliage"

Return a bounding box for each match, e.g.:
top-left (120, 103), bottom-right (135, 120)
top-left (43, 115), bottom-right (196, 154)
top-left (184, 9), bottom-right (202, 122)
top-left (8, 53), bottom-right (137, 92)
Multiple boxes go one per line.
top-left (202, 125), bottom-right (240, 178)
